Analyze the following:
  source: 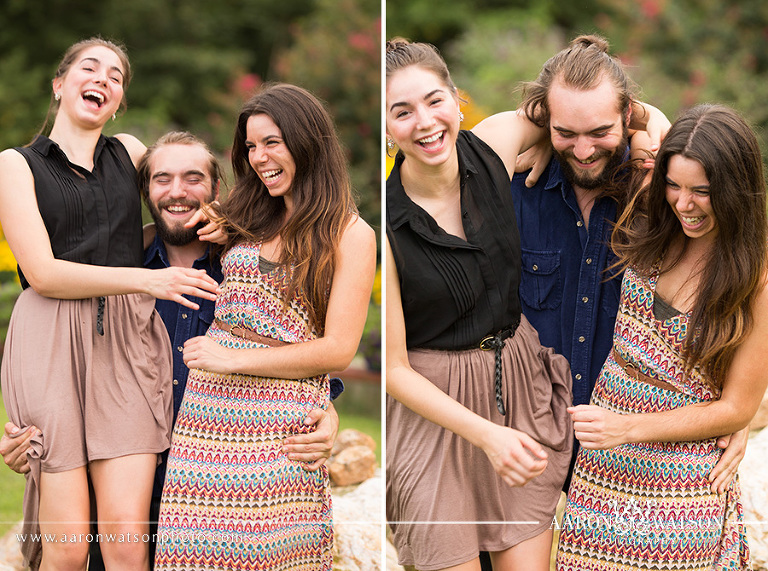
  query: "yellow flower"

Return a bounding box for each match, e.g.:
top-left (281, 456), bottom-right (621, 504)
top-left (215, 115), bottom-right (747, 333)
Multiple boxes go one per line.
top-left (372, 265), bottom-right (381, 306)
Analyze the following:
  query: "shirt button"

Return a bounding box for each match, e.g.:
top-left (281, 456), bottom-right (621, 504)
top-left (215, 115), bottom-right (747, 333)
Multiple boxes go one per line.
top-left (182, 313), bottom-right (188, 319)
top-left (586, 258), bottom-right (593, 265)
top-left (173, 379), bottom-right (179, 386)
top-left (575, 374), bottom-right (582, 380)
top-left (578, 336), bottom-right (585, 343)
top-left (577, 221), bottom-right (584, 227)
top-left (177, 346), bottom-right (183, 352)
top-left (532, 264), bottom-right (539, 271)
top-left (582, 296), bottom-right (589, 303)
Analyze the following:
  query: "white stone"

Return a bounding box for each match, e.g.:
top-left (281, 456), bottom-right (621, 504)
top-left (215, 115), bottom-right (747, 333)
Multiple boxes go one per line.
top-left (332, 471), bottom-right (384, 570)
top-left (739, 427), bottom-right (768, 571)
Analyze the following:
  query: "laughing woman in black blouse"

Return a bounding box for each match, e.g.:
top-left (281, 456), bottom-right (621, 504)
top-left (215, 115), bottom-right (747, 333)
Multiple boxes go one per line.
top-left (0, 39), bottom-right (219, 571)
top-left (385, 39), bottom-right (573, 571)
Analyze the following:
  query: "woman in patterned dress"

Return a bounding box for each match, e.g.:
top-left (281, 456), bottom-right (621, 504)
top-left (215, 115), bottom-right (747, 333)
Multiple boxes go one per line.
top-left (556, 105), bottom-right (768, 570)
top-left (154, 83), bottom-right (376, 570)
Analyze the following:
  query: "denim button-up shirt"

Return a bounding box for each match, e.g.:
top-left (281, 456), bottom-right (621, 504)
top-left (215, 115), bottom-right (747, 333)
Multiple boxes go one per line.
top-left (144, 235), bottom-right (222, 423)
top-left (144, 236), bottom-right (222, 498)
top-left (511, 157), bottom-right (622, 409)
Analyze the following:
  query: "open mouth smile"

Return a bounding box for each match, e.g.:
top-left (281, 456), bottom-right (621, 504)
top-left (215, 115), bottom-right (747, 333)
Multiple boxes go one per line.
top-left (82, 90), bottom-right (105, 108)
top-left (417, 131), bottom-right (445, 149)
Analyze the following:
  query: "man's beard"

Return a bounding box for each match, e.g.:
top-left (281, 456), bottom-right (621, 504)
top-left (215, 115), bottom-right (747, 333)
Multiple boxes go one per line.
top-left (147, 195), bottom-right (214, 247)
top-left (556, 126), bottom-right (629, 190)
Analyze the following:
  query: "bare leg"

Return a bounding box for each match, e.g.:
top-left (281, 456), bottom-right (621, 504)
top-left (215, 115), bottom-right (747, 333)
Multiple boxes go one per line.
top-left (406, 558), bottom-right (483, 571)
top-left (89, 454), bottom-right (156, 571)
top-left (489, 529), bottom-right (553, 571)
top-left (38, 467), bottom-right (91, 571)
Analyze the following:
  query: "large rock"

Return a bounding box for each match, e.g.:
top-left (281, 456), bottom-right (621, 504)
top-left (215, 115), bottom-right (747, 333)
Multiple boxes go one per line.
top-left (740, 427), bottom-right (768, 570)
top-left (332, 471), bottom-right (383, 570)
top-left (332, 429), bottom-right (377, 456)
top-left (328, 445), bottom-right (377, 487)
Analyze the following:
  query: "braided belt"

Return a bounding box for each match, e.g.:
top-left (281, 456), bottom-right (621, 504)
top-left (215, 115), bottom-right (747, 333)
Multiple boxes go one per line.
top-left (96, 296), bottom-right (105, 336)
top-left (479, 317), bottom-right (521, 415)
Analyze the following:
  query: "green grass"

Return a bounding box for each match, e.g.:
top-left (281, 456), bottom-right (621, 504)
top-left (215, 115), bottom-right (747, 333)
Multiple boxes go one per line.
top-left (0, 393), bottom-right (25, 537)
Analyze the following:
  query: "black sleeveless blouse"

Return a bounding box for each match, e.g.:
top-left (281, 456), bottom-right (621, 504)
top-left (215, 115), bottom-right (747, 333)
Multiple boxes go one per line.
top-left (386, 130), bottom-right (522, 350)
top-left (14, 135), bottom-right (143, 289)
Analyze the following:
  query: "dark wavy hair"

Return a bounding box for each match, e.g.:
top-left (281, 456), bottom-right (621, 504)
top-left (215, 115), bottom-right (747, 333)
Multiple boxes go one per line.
top-left (216, 83), bottom-right (357, 333)
top-left (612, 104), bottom-right (767, 388)
top-left (520, 34), bottom-right (638, 129)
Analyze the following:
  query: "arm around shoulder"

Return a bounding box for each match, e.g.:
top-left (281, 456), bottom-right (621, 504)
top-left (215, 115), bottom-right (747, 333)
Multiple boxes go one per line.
top-left (472, 109), bottom-right (547, 179)
top-left (114, 133), bottom-right (147, 167)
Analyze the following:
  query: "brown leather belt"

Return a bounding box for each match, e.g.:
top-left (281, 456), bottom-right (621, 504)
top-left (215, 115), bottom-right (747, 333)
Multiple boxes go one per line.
top-left (613, 349), bottom-right (680, 393)
top-left (214, 318), bottom-right (289, 347)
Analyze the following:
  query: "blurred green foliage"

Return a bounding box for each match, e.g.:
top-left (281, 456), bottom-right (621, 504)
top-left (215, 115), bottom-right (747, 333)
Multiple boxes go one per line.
top-left (0, 0), bottom-right (380, 226)
top-left (387, 0), bottom-right (768, 156)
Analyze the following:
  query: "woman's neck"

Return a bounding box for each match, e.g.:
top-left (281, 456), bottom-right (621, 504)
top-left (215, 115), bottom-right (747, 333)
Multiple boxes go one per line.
top-left (48, 116), bottom-right (104, 171)
top-left (399, 151), bottom-right (465, 239)
top-left (657, 235), bottom-right (712, 312)
top-left (399, 151), bottom-right (460, 200)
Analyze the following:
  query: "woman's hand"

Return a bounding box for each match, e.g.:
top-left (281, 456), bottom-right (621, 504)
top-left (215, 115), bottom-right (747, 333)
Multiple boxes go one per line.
top-left (629, 101), bottom-right (671, 153)
top-left (708, 427), bottom-right (749, 494)
top-left (569, 404), bottom-right (628, 450)
top-left (283, 404), bottom-right (340, 471)
top-left (183, 335), bottom-right (237, 373)
top-left (479, 424), bottom-right (549, 487)
top-left (0, 422), bottom-right (39, 474)
top-left (515, 140), bottom-right (552, 188)
top-left (146, 267), bottom-right (220, 310)
top-left (186, 202), bottom-right (227, 244)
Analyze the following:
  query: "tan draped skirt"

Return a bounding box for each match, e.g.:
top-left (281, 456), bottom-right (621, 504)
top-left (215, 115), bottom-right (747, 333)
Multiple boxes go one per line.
top-left (1, 289), bottom-right (173, 569)
top-left (386, 315), bottom-right (573, 570)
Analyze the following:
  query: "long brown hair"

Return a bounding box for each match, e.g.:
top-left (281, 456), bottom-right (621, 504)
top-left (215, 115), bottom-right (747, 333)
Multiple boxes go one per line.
top-left (35, 37), bottom-right (131, 140)
top-left (218, 83), bottom-right (357, 333)
top-left (612, 104), bottom-right (767, 388)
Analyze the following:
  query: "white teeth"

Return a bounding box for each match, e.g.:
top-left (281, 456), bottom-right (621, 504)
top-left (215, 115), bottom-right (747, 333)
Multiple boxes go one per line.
top-left (263, 169), bottom-right (282, 179)
top-left (418, 132), bottom-right (442, 144)
top-left (167, 205), bottom-right (191, 213)
top-left (682, 216), bottom-right (704, 225)
top-left (83, 90), bottom-right (105, 104)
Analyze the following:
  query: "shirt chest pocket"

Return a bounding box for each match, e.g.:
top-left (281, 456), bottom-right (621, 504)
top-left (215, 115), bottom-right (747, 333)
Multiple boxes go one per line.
top-left (519, 249), bottom-right (562, 310)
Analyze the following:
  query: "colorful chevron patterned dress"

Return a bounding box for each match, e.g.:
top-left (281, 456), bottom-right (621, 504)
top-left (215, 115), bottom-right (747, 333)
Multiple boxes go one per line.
top-left (155, 241), bottom-right (332, 570)
top-left (556, 266), bottom-right (749, 571)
